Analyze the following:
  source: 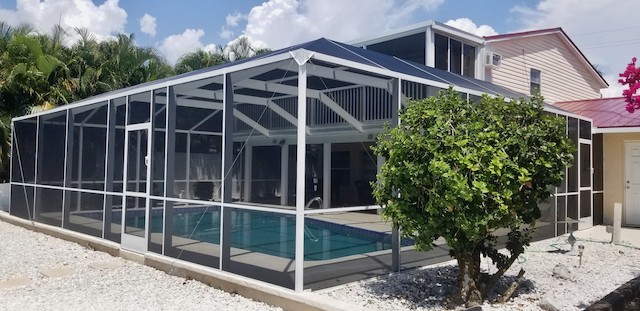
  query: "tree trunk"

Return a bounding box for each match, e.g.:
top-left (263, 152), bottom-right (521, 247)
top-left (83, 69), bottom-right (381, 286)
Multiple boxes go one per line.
top-left (457, 255), bottom-right (483, 306)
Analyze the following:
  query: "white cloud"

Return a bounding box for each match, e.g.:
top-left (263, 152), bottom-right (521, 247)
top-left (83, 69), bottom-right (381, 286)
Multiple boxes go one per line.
top-left (226, 12), bottom-right (246, 27)
top-left (158, 28), bottom-right (219, 65)
top-left (139, 13), bottom-right (157, 37)
top-left (445, 18), bottom-right (497, 37)
top-left (510, 0), bottom-right (640, 97)
top-left (219, 27), bottom-right (233, 40)
top-left (219, 12), bottom-right (247, 40)
top-left (240, 0), bottom-right (443, 49)
top-left (0, 0), bottom-right (127, 43)
top-left (600, 74), bottom-right (626, 98)
top-left (387, 0), bottom-right (444, 26)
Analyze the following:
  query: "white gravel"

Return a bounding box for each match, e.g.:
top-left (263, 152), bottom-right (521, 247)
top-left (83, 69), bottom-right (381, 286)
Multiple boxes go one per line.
top-left (320, 236), bottom-right (640, 310)
top-left (0, 220), bottom-right (281, 311)
top-left (4, 216), bottom-right (639, 311)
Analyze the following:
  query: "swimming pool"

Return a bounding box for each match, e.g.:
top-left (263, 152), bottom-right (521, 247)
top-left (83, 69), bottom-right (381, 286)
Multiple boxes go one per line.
top-left (113, 207), bottom-right (413, 261)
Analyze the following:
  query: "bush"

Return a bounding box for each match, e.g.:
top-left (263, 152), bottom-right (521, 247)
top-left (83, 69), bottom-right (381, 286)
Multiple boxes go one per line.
top-left (373, 88), bottom-right (573, 305)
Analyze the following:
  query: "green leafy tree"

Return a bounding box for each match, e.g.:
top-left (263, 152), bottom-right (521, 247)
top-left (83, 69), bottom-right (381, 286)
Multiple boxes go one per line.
top-left (175, 36), bottom-right (272, 74)
top-left (174, 48), bottom-right (227, 74)
top-left (0, 23), bottom-right (174, 179)
top-left (373, 88), bottom-right (573, 305)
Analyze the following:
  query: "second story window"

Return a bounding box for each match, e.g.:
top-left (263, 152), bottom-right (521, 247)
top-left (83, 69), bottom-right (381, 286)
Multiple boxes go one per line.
top-left (434, 33), bottom-right (476, 77)
top-left (530, 69), bottom-right (541, 94)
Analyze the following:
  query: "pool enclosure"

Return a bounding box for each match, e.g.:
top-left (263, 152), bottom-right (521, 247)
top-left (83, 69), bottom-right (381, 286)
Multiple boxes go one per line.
top-left (9, 38), bottom-right (594, 291)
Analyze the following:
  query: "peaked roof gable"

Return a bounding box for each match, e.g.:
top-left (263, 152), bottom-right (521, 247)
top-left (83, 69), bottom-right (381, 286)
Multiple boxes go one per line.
top-left (485, 28), bottom-right (608, 88)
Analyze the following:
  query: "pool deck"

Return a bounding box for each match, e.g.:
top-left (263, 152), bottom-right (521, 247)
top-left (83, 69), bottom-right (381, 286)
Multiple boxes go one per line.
top-left (309, 212), bottom-right (392, 233)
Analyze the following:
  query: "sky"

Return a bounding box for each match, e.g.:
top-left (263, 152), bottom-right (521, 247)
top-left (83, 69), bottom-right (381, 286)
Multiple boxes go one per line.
top-left (0, 0), bottom-right (638, 97)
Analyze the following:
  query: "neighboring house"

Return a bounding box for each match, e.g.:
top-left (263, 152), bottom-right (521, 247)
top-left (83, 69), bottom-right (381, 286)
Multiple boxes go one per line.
top-left (484, 28), bottom-right (608, 103)
top-left (554, 97), bottom-right (640, 228)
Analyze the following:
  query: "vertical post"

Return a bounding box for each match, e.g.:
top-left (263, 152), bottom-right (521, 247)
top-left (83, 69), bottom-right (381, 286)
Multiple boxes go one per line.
top-left (391, 77), bottom-right (401, 273)
top-left (612, 202), bottom-right (622, 244)
top-left (62, 109), bottom-right (74, 228)
top-left (243, 145), bottom-right (252, 202)
top-left (8, 121), bottom-right (13, 214)
top-left (163, 86), bottom-right (177, 254)
top-left (295, 62), bottom-right (308, 292)
top-left (185, 134), bottom-right (191, 197)
top-left (280, 144), bottom-right (289, 206)
top-left (220, 73), bottom-right (234, 269)
top-left (376, 154), bottom-right (384, 215)
top-left (146, 91), bottom-right (155, 248)
top-left (322, 142), bottom-right (331, 209)
top-left (103, 100), bottom-right (116, 240)
top-left (76, 126), bottom-right (84, 210)
top-left (425, 28), bottom-right (435, 67)
top-left (33, 116), bottom-right (42, 220)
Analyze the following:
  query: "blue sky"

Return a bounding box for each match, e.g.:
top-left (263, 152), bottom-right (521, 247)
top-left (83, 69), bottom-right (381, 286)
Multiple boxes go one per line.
top-left (0, 0), bottom-right (638, 96)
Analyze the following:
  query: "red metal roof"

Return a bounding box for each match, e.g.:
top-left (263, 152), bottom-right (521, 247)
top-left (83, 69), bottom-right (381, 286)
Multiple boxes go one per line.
top-left (553, 97), bottom-right (640, 128)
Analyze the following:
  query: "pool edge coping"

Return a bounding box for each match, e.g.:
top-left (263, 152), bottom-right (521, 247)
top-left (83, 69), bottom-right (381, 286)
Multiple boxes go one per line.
top-left (0, 211), bottom-right (368, 311)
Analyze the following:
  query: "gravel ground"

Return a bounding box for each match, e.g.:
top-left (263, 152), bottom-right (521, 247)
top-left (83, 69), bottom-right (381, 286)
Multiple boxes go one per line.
top-left (3, 217), bottom-right (639, 311)
top-left (0, 220), bottom-right (281, 311)
top-left (320, 236), bottom-right (640, 310)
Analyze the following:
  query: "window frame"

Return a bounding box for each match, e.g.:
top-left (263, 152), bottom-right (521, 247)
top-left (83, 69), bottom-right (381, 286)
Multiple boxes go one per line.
top-left (434, 32), bottom-right (477, 78)
top-left (530, 69), bottom-right (541, 95)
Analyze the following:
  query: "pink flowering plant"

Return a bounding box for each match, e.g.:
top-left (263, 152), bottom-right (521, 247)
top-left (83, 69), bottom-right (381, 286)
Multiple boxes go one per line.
top-left (619, 57), bottom-right (640, 113)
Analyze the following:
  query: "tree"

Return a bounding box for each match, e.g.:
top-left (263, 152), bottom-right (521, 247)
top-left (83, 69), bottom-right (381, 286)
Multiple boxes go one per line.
top-left (372, 88), bottom-right (573, 306)
top-left (619, 57), bottom-right (640, 113)
top-left (174, 36), bottom-right (272, 74)
top-left (96, 33), bottom-right (173, 90)
top-left (0, 23), bottom-right (174, 180)
top-left (174, 49), bottom-right (226, 74)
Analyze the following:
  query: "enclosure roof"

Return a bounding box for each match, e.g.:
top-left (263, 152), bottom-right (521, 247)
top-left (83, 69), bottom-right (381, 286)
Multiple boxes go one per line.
top-left (170, 37), bottom-right (527, 98)
top-left (16, 37), bottom-right (532, 120)
top-left (553, 97), bottom-right (640, 128)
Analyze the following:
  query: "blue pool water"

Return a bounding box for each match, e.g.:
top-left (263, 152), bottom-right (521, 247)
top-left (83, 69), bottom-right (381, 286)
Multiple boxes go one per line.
top-left (118, 208), bottom-right (412, 261)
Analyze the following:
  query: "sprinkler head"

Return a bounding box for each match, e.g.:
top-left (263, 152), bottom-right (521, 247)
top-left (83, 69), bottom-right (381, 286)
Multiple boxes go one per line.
top-left (578, 244), bottom-right (585, 267)
top-left (568, 232), bottom-right (576, 249)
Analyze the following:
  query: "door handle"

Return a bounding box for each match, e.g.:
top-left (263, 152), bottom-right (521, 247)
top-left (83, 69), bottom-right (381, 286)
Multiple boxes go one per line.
top-left (144, 156), bottom-right (150, 167)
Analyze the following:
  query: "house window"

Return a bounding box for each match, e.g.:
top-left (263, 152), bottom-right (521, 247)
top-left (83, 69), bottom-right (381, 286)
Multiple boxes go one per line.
top-left (463, 45), bottom-right (476, 77)
top-left (433, 32), bottom-right (476, 78)
top-left (449, 39), bottom-right (462, 74)
top-left (434, 33), bottom-right (449, 70)
top-left (530, 69), bottom-right (541, 94)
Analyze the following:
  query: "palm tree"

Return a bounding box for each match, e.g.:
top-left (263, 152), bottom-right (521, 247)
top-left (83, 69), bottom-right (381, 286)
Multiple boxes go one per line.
top-left (3, 29), bottom-right (75, 112)
top-left (98, 33), bottom-right (173, 89)
top-left (174, 48), bottom-right (227, 74)
top-left (174, 37), bottom-right (272, 74)
top-left (67, 28), bottom-right (112, 99)
top-left (0, 23), bottom-right (175, 180)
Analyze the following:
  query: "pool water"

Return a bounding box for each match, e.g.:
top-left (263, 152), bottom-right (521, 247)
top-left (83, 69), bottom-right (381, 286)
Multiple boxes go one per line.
top-left (125, 209), bottom-right (410, 261)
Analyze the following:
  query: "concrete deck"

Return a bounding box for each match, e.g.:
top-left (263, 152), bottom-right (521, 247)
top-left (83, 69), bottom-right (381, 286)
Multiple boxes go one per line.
top-left (573, 225), bottom-right (640, 248)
